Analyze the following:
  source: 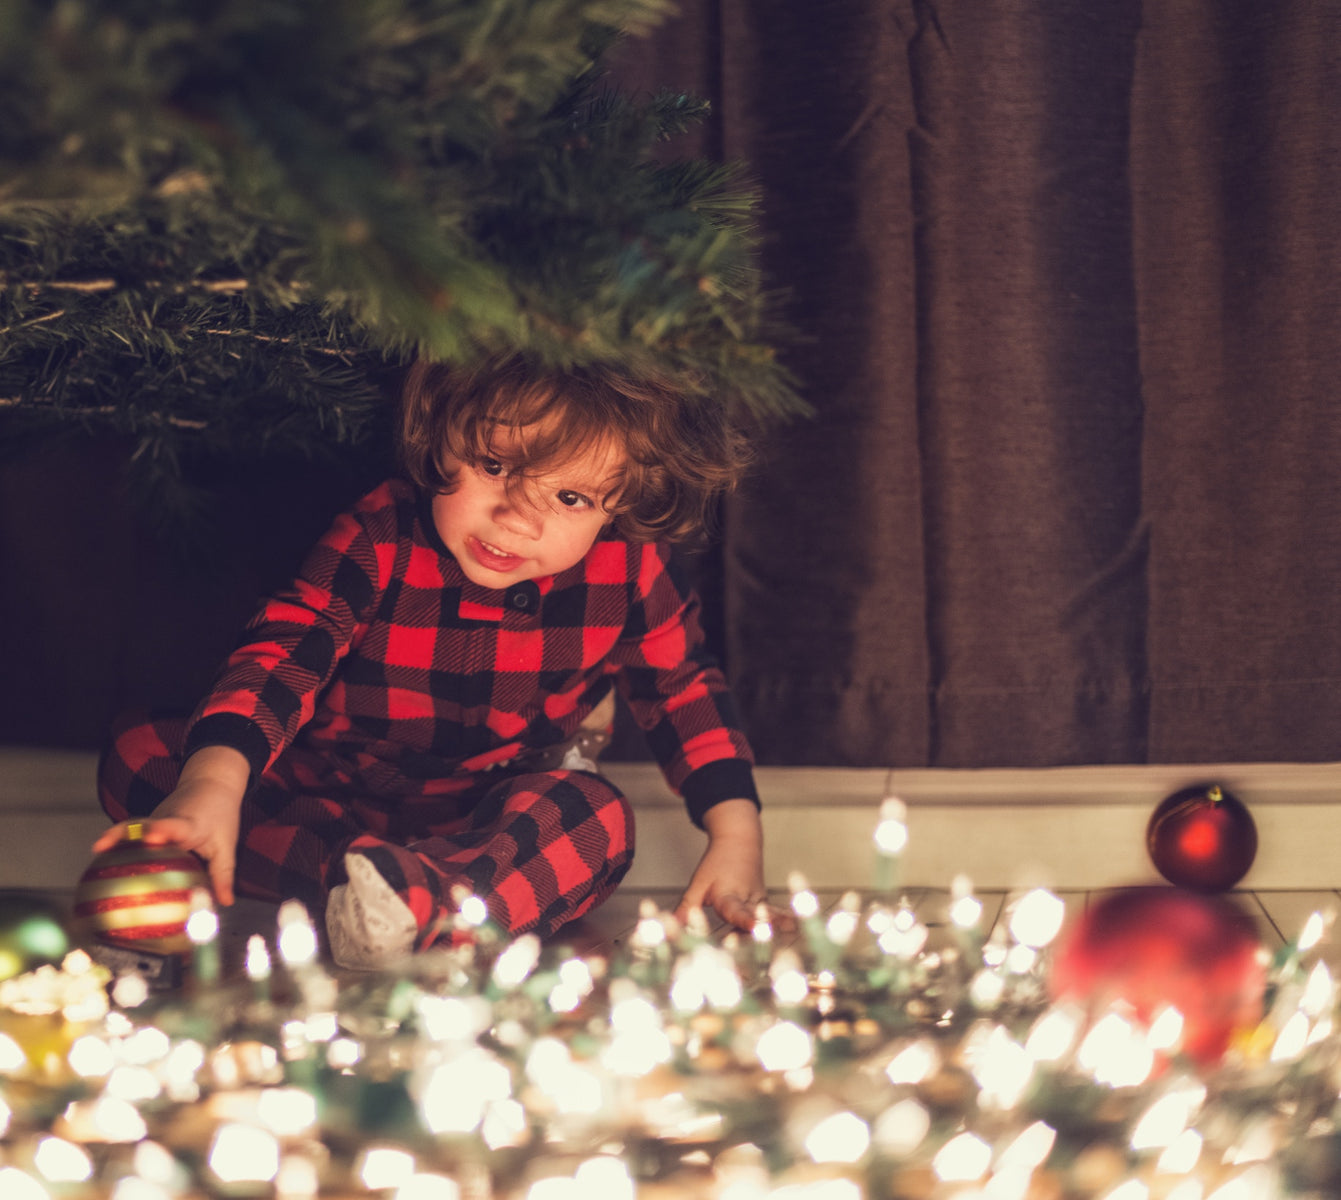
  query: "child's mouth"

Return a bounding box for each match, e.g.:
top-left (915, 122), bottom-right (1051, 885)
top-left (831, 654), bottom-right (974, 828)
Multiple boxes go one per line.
top-left (470, 536), bottom-right (523, 571)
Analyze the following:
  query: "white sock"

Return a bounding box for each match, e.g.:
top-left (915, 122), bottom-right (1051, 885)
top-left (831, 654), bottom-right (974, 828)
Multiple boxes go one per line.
top-left (325, 853), bottom-right (419, 970)
top-left (560, 743), bottom-right (599, 773)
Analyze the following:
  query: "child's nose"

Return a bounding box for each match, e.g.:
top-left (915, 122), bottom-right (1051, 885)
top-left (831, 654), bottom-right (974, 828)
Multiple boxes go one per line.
top-left (493, 494), bottom-right (543, 538)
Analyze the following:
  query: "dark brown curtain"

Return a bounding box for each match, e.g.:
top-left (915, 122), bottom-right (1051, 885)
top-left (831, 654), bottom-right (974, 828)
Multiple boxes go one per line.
top-left (617, 0), bottom-right (1341, 768)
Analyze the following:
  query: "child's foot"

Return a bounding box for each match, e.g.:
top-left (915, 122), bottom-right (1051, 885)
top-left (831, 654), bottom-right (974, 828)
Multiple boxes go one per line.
top-left (325, 853), bottom-right (418, 970)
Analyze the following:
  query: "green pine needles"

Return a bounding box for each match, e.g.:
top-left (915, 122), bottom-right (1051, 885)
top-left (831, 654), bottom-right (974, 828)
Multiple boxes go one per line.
top-left (0, 0), bottom-right (801, 501)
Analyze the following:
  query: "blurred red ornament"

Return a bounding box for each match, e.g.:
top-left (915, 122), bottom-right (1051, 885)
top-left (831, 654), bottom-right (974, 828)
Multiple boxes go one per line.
top-left (1146, 783), bottom-right (1257, 892)
top-left (1051, 888), bottom-right (1266, 1066)
top-left (73, 830), bottom-right (210, 956)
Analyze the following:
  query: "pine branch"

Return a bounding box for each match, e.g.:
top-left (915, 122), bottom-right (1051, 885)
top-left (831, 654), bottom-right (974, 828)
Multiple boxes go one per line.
top-left (0, 0), bottom-right (803, 524)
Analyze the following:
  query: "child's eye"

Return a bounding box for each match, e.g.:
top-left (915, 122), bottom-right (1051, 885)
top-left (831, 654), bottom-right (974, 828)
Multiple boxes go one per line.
top-left (556, 489), bottom-right (593, 509)
top-left (480, 457), bottom-right (506, 477)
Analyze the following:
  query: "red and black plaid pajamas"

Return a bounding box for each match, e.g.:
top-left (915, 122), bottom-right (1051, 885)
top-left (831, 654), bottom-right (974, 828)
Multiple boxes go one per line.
top-left (98, 479), bottom-right (758, 943)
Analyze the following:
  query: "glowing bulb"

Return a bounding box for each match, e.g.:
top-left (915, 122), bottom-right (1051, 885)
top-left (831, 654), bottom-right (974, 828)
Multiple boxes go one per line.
top-left (133, 1141), bottom-right (180, 1185)
top-left (770, 1182), bottom-right (861, 1200)
top-left (1147, 1006), bottom-right (1185, 1053)
top-left (951, 893), bottom-right (983, 929)
top-left (1101, 1183), bottom-right (1149, 1200)
top-left (246, 935), bottom-right (271, 981)
top-left (1009, 889), bottom-right (1066, 948)
top-left (112, 1179), bottom-right (171, 1200)
top-left (420, 1050), bottom-right (511, 1134)
top-left (792, 890), bottom-right (820, 920)
top-left (773, 968), bottom-right (809, 1006)
top-left (1130, 1082), bottom-right (1206, 1151)
top-left (997, 1121), bottom-right (1057, 1172)
top-left (872, 1098), bottom-right (930, 1155)
top-left (396, 1174), bottom-right (461, 1200)
top-left (459, 894), bottom-right (488, 926)
top-left (1301, 961), bottom-right (1333, 1017)
top-left (879, 909), bottom-right (928, 958)
top-left (970, 1026), bottom-right (1034, 1109)
top-left (1227, 1119), bottom-right (1279, 1165)
top-left (65, 1096), bottom-right (148, 1143)
top-left (932, 1131), bottom-right (992, 1182)
top-left (67, 1034), bottom-right (115, 1077)
top-left (633, 914), bottom-right (666, 947)
top-left (276, 1154), bottom-right (319, 1199)
top-left (112, 974), bottom-right (149, 1008)
top-left (1078, 1012), bottom-right (1154, 1087)
top-left (826, 908), bottom-right (860, 945)
top-left (1270, 1011), bottom-right (1310, 1063)
top-left (209, 1124), bottom-right (280, 1184)
top-left (885, 1038), bottom-right (938, 1084)
top-left (107, 1065), bottom-right (162, 1103)
top-left (1157, 1129), bottom-right (1203, 1175)
top-left (574, 1157), bottom-right (635, 1200)
top-left (752, 913), bottom-right (773, 945)
top-left (970, 969), bottom-right (1006, 1008)
top-left (481, 1098), bottom-right (529, 1150)
top-left (418, 995), bottom-right (478, 1042)
top-left (1026, 1006), bottom-right (1082, 1062)
top-left (359, 1147), bottom-right (417, 1190)
top-left (1207, 1167), bottom-right (1271, 1199)
top-left (0, 1167), bottom-right (51, 1200)
top-left (34, 1136), bottom-right (93, 1182)
top-left (122, 1026), bottom-right (171, 1064)
top-left (185, 903), bottom-right (218, 946)
top-left (804, 1111), bottom-right (870, 1164)
top-left (1298, 910), bottom-right (1326, 952)
top-left (526, 1180), bottom-right (579, 1200)
top-left (277, 901), bottom-right (319, 966)
top-left (558, 957), bottom-right (594, 995)
top-left (257, 1087), bottom-right (318, 1136)
top-left (874, 797), bottom-right (909, 855)
top-left (756, 1021), bottom-right (813, 1071)
top-left (1165, 1183), bottom-right (1204, 1200)
top-left (493, 935), bottom-right (542, 988)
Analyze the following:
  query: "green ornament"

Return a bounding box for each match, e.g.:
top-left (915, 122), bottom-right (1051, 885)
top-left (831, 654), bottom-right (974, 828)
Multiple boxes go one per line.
top-left (0, 890), bottom-right (72, 982)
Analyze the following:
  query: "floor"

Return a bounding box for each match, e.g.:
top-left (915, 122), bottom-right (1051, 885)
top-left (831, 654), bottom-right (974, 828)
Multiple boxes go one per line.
top-left (558, 885), bottom-right (1341, 961)
top-left (57, 883), bottom-right (1340, 983)
top-left (29, 869), bottom-right (1339, 995)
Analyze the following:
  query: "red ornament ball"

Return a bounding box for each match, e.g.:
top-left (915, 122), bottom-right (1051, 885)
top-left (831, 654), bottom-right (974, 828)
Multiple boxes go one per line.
top-left (1146, 783), bottom-right (1257, 892)
top-left (1051, 888), bottom-right (1266, 1066)
top-left (73, 834), bottom-right (211, 956)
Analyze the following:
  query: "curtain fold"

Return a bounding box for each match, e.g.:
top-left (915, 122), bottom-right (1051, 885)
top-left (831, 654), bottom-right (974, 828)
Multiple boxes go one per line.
top-left (718, 1), bottom-right (932, 766)
top-left (905, 1), bottom-right (1149, 765)
top-left (1133, 0), bottom-right (1341, 762)
top-left (619, 0), bottom-right (1341, 768)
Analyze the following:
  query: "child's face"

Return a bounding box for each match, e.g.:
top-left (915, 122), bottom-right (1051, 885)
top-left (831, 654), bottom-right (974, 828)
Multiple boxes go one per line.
top-left (430, 423), bottom-right (625, 587)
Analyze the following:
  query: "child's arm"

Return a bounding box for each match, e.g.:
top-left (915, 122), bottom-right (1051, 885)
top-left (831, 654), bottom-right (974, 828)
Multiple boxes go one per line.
top-left (674, 798), bottom-right (766, 932)
top-left (92, 745), bottom-right (249, 906)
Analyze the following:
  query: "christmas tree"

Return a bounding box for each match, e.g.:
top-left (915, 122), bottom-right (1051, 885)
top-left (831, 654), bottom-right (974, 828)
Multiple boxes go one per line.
top-left (0, 0), bottom-right (800, 516)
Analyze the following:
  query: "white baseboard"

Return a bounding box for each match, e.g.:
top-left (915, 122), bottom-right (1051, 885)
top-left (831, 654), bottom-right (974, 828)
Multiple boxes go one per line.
top-left (3, 748), bottom-right (1336, 894)
top-left (608, 761), bottom-right (1341, 893)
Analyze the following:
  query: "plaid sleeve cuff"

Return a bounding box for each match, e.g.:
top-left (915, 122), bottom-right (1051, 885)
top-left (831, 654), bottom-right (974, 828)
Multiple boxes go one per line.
top-left (184, 712), bottom-right (272, 789)
top-left (681, 759), bottom-right (761, 829)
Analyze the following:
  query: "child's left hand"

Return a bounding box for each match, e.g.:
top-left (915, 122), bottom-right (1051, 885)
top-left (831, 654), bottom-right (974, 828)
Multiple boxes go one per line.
top-left (675, 798), bottom-right (770, 932)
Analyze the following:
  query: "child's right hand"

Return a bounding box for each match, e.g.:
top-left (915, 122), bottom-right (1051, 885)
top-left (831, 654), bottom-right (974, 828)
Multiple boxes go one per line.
top-left (92, 745), bottom-right (250, 906)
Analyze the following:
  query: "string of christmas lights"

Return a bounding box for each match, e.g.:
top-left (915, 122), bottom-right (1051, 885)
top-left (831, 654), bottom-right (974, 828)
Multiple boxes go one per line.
top-left (0, 800), bottom-right (1337, 1200)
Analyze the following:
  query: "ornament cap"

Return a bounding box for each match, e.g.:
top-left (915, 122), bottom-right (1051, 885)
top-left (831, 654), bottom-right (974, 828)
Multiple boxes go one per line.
top-left (125, 821), bottom-right (145, 841)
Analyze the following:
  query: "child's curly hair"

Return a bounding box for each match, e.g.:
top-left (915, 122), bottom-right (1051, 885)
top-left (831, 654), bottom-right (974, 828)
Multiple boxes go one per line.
top-left (398, 356), bottom-right (752, 543)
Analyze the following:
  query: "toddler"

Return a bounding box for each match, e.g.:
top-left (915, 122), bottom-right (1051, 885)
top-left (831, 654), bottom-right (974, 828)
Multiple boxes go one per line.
top-left (94, 356), bottom-right (767, 968)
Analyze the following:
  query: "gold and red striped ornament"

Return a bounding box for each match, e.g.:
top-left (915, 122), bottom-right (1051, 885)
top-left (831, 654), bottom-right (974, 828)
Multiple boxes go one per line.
top-left (73, 824), bottom-right (210, 955)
